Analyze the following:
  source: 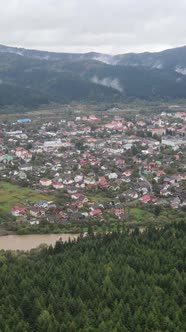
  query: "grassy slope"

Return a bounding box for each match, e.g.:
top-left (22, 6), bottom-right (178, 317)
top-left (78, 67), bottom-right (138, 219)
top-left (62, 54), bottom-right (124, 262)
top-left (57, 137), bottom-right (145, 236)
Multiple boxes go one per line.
top-left (129, 207), bottom-right (154, 221)
top-left (0, 181), bottom-right (54, 214)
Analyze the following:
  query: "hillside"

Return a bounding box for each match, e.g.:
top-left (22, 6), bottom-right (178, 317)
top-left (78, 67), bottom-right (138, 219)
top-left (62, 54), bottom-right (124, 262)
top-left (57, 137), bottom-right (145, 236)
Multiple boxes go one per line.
top-left (1, 45), bottom-right (186, 108)
top-left (0, 222), bottom-right (185, 331)
top-left (115, 46), bottom-right (186, 71)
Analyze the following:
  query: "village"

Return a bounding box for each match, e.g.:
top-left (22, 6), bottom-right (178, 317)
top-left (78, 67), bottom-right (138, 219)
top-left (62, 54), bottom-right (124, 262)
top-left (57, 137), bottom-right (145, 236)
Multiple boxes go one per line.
top-left (0, 106), bottom-right (185, 233)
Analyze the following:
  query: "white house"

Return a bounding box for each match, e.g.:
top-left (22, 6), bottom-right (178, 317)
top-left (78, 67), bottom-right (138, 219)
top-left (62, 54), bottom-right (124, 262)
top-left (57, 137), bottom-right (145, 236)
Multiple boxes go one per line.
top-left (107, 173), bottom-right (118, 180)
top-left (40, 178), bottom-right (52, 187)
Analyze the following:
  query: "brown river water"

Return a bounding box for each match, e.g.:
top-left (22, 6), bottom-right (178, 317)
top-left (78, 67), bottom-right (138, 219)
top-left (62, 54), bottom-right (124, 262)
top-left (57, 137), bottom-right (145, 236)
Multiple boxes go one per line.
top-left (0, 228), bottom-right (147, 251)
top-left (0, 234), bottom-right (79, 251)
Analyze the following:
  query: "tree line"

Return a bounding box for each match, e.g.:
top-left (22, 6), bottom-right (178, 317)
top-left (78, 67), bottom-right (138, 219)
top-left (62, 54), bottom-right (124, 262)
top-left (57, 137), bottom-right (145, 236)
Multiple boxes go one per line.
top-left (0, 222), bottom-right (185, 331)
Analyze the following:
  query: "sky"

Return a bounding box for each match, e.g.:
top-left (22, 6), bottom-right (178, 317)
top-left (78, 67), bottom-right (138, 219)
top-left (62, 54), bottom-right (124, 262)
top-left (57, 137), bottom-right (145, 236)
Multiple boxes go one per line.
top-left (0, 0), bottom-right (186, 54)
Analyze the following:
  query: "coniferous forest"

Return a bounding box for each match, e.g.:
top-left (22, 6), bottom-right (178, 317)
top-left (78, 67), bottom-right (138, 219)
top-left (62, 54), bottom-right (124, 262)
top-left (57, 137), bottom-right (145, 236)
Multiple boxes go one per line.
top-left (0, 223), bottom-right (185, 332)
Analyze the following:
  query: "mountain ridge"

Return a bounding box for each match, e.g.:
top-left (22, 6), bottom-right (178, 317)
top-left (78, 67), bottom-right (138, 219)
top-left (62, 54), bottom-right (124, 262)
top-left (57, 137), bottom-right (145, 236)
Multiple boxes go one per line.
top-left (1, 44), bottom-right (186, 68)
top-left (1, 44), bottom-right (186, 108)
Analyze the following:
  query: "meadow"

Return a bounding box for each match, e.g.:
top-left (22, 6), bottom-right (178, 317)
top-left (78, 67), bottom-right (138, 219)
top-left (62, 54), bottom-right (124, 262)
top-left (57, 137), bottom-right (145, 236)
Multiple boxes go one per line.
top-left (0, 181), bottom-right (54, 214)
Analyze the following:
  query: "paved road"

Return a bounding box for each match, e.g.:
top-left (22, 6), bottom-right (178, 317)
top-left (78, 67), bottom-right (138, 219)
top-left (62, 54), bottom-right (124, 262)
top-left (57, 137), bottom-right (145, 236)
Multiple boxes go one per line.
top-left (139, 168), bottom-right (153, 193)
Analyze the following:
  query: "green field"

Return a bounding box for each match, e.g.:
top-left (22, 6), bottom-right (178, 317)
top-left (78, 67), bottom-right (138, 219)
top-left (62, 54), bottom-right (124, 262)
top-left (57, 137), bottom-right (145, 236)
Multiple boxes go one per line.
top-left (87, 191), bottom-right (114, 203)
top-left (129, 207), bottom-right (154, 222)
top-left (0, 181), bottom-right (54, 214)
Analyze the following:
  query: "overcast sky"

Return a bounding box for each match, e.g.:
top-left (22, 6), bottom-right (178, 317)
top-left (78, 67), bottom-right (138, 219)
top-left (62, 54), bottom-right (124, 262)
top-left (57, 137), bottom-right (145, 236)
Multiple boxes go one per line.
top-left (0, 0), bottom-right (186, 54)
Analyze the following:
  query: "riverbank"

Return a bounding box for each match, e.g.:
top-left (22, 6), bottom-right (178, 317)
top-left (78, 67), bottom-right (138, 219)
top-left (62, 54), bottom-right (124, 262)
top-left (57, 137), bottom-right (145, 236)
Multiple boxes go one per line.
top-left (0, 228), bottom-right (17, 236)
top-left (0, 218), bottom-right (172, 237)
top-left (0, 223), bottom-right (166, 251)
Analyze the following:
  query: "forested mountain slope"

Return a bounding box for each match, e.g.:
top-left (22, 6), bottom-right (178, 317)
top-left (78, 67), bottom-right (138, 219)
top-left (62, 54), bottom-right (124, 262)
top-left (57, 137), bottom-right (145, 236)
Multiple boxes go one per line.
top-left (1, 44), bottom-right (186, 71)
top-left (0, 222), bottom-right (185, 332)
top-left (115, 46), bottom-right (186, 70)
top-left (1, 45), bottom-right (186, 108)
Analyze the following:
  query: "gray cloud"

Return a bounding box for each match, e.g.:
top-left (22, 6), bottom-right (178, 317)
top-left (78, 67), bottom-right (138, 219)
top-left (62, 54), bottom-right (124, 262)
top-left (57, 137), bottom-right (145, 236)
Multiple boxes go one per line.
top-left (0, 0), bottom-right (186, 53)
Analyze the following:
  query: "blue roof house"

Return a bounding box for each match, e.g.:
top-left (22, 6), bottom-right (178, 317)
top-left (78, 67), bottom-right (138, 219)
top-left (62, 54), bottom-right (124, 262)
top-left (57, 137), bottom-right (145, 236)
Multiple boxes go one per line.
top-left (17, 118), bottom-right (31, 123)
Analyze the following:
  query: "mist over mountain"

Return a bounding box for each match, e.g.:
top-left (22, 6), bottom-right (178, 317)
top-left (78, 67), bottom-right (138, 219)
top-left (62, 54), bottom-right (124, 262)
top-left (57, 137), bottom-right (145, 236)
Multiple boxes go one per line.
top-left (0, 44), bottom-right (186, 108)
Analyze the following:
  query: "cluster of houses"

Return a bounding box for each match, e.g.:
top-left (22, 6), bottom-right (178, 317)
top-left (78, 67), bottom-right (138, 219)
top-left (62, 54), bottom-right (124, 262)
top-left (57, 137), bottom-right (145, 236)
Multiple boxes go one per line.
top-left (0, 108), bottom-right (185, 225)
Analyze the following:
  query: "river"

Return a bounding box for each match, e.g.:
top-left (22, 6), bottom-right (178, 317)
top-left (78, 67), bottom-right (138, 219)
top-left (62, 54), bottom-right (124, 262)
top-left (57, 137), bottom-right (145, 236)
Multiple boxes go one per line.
top-left (0, 227), bottom-right (148, 251)
top-left (0, 234), bottom-right (79, 251)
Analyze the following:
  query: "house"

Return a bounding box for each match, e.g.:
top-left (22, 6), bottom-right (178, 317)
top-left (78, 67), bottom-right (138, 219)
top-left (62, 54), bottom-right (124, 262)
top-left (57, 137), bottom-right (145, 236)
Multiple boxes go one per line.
top-left (180, 200), bottom-right (186, 207)
top-left (171, 197), bottom-right (181, 209)
top-left (18, 171), bottom-right (27, 180)
top-left (105, 121), bottom-right (123, 130)
top-left (52, 181), bottom-right (64, 189)
top-left (150, 128), bottom-right (166, 136)
top-left (15, 147), bottom-right (32, 160)
top-left (164, 177), bottom-right (176, 185)
top-left (115, 158), bottom-right (125, 166)
top-left (40, 178), bottom-right (52, 187)
top-left (137, 120), bottom-right (146, 127)
top-left (85, 137), bottom-right (97, 143)
top-left (84, 176), bottom-right (96, 185)
top-left (123, 170), bottom-right (132, 177)
top-left (34, 200), bottom-right (49, 209)
top-left (107, 173), bottom-right (118, 180)
top-left (99, 176), bottom-right (108, 188)
top-left (0, 163), bottom-right (5, 171)
top-left (63, 177), bottom-right (74, 185)
top-left (127, 191), bottom-right (139, 199)
top-left (2, 154), bottom-right (13, 163)
top-left (55, 209), bottom-right (67, 219)
top-left (70, 199), bottom-right (84, 208)
top-left (160, 187), bottom-right (172, 197)
top-left (11, 206), bottom-right (26, 217)
top-left (155, 170), bottom-right (166, 177)
top-left (140, 195), bottom-right (152, 204)
top-left (144, 162), bottom-right (157, 170)
top-left (79, 159), bottom-right (87, 167)
top-left (71, 193), bottom-right (82, 200)
top-left (74, 175), bottom-right (83, 183)
top-left (19, 164), bottom-right (33, 172)
top-left (175, 111), bottom-right (186, 119)
top-left (29, 219), bottom-right (40, 225)
top-left (67, 187), bottom-right (77, 194)
top-left (29, 207), bottom-right (45, 218)
top-left (17, 118), bottom-right (31, 123)
top-left (81, 212), bottom-right (89, 218)
top-left (112, 207), bottom-right (125, 216)
top-left (43, 140), bottom-right (63, 151)
top-left (90, 209), bottom-right (102, 217)
top-left (89, 114), bottom-right (100, 121)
